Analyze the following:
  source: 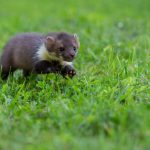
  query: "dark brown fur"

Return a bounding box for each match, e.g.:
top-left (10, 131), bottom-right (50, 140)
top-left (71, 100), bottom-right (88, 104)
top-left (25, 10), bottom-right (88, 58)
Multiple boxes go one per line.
top-left (0, 32), bottom-right (79, 79)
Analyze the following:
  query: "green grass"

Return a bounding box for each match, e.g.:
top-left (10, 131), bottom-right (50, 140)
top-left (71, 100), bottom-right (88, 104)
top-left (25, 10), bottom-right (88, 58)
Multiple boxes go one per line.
top-left (0, 0), bottom-right (150, 149)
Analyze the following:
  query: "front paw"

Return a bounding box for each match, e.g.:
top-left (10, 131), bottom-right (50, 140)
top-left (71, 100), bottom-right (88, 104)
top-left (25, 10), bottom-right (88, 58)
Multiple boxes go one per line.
top-left (61, 66), bottom-right (76, 78)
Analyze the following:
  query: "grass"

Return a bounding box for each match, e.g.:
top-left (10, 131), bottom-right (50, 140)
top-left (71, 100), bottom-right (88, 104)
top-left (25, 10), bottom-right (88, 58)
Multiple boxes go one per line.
top-left (0, 0), bottom-right (150, 149)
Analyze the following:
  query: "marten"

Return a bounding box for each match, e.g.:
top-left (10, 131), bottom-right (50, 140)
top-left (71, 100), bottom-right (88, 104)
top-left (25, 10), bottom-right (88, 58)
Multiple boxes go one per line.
top-left (0, 32), bottom-right (79, 79)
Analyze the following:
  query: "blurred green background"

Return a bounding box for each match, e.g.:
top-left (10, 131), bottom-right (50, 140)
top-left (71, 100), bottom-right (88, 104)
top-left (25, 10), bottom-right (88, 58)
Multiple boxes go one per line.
top-left (0, 0), bottom-right (150, 150)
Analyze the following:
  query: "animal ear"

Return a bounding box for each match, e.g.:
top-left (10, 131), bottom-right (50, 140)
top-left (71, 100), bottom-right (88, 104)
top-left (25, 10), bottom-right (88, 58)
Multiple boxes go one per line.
top-left (46, 36), bottom-right (55, 44)
top-left (73, 33), bottom-right (80, 48)
top-left (73, 33), bottom-right (78, 39)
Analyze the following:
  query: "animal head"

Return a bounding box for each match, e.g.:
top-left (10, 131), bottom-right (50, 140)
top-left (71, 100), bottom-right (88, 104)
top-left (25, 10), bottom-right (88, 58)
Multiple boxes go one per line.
top-left (45, 32), bottom-right (80, 62)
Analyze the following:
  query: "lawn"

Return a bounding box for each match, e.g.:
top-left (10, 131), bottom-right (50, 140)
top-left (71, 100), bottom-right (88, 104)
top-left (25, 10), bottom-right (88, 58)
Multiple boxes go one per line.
top-left (0, 0), bottom-right (150, 149)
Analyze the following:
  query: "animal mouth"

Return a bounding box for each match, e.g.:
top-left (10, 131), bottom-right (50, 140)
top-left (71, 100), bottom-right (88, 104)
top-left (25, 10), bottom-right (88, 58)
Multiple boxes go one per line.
top-left (64, 57), bottom-right (74, 62)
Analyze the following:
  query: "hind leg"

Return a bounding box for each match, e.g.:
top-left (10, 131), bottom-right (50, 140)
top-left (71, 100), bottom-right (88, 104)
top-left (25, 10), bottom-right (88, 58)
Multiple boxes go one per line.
top-left (1, 67), bottom-right (15, 80)
top-left (23, 70), bottom-right (31, 77)
top-left (1, 71), bottom-right (9, 80)
top-left (0, 65), bottom-right (9, 80)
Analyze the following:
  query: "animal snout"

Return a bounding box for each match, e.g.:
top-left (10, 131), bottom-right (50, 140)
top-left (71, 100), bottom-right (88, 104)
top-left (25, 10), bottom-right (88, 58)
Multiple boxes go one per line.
top-left (70, 53), bottom-right (75, 58)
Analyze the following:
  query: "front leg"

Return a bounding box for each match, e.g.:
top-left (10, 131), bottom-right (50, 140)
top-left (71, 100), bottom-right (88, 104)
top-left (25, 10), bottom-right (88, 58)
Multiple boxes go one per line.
top-left (34, 60), bottom-right (61, 74)
top-left (61, 64), bottom-right (76, 78)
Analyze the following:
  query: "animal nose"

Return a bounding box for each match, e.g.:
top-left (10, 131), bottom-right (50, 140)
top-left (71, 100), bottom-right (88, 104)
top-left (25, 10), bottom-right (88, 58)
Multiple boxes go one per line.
top-left (70, 53), bottom-right (75, 58)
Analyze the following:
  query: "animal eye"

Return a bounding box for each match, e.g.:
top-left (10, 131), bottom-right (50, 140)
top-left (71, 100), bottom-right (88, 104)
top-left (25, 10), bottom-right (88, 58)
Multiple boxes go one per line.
top-left (73, 47), bottom-right (77, 51)
top-left (59, 47), bottom-right (65, 52)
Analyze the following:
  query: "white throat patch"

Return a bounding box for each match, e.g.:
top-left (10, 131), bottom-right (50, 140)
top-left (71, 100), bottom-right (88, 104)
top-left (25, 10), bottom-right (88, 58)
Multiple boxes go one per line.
top-left (36, 44), bottom-right (73, 67)
top-left (36, 44), bottom-right (59, 62)
top-left (61, 61), bottom-right (73, 66)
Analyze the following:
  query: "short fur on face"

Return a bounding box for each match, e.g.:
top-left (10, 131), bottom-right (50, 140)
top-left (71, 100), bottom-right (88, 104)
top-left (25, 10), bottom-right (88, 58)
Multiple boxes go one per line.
top-left (44, 32), bottom-right (79, 62)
